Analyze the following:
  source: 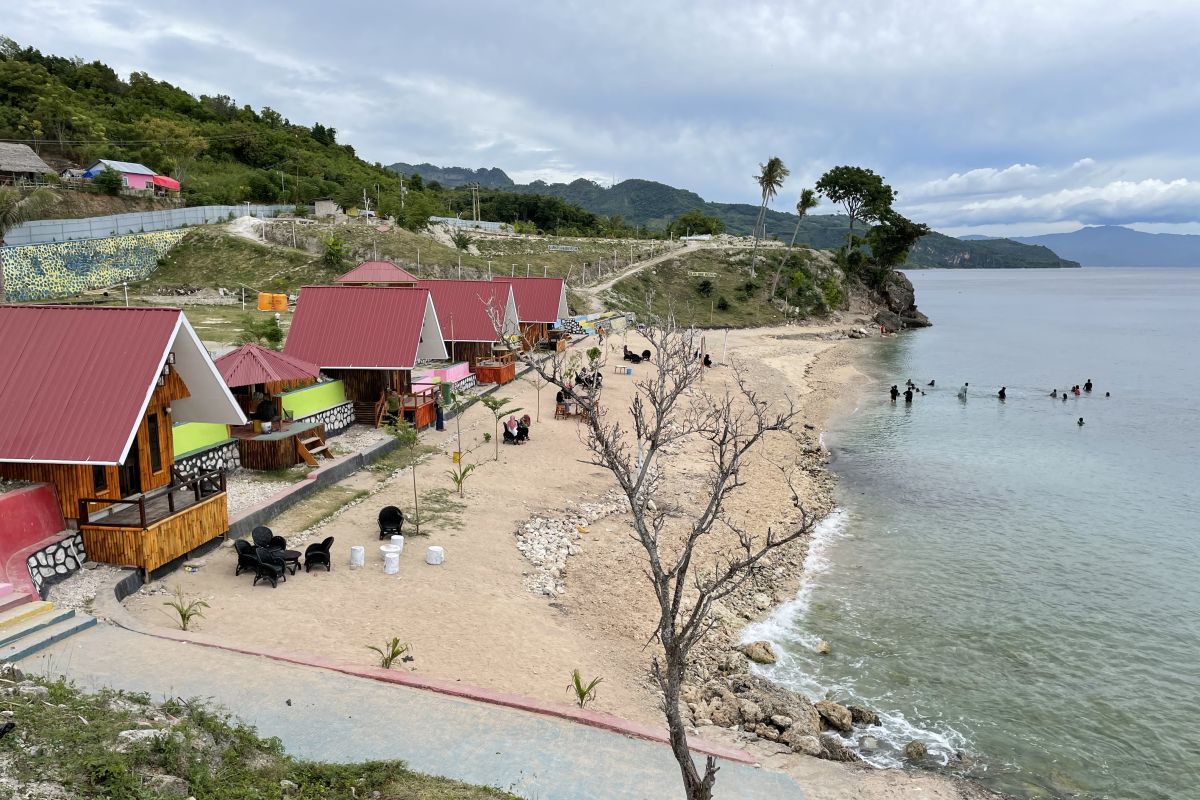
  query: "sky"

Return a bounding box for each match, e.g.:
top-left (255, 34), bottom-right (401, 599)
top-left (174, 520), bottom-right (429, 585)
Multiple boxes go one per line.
top-left (6, 0), bottom-right (1200, 236)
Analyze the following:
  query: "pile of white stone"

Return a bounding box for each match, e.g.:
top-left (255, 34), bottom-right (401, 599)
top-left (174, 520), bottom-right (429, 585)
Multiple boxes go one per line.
top-left (514, 489), bottom-right (628, 596)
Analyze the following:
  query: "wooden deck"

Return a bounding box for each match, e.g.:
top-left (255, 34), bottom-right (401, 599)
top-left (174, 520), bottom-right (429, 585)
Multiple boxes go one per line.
top-left (232, 421), bottom-right (326, 470)
top-left (81, 492), bottom-right (229, 574)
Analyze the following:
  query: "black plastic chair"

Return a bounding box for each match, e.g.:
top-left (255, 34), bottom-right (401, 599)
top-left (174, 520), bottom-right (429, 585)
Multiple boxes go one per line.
top-left (641, 349), bottom-right (652, 362)
top-left (304, 536), bottom-right (334, 572)
top-left (378, 507), bottom-right (404, 540)
top-left (253, 546), bottom-right (286, 587)
top-left (233, 540), bottom-right (258, 576)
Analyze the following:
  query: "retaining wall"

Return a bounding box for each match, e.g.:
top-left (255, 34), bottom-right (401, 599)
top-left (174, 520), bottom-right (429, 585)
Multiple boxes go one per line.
top-left (4, 204), bottom-right (293, 245)
top-left (174, 440), bottom-right (241, 481)
top-left (295, 402), bottom-right (354, 437)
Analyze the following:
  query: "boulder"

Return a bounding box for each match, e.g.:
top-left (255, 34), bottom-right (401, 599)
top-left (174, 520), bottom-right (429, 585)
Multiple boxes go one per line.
top-left (141, 773), bottom-right (190, 798)
top-left (859, 734), bottom-right (880, 751)
top-left (819, 735), bottom-right (863, 763)
top-left (116, 729), bottom-right (167, 752)
top-left (847, 704), bottom-right (881, 727)
top-left (738, 699), bottom-right (764, 725)
top-left (904, 740), bottom-right (928, 762)
top-left (769, 714), bottom-right (793, 730)
top-left (780, 729), bottom-right (823, 757)
top-left (874, 309), bottom-right (904, 332)
top-left (752, 593), bottom-right (771, 611)
top-left (740, 641), bottom-right (777, 665)
top-left (815, 640), bottom-right (832, 655)
top-left (751, 723), bottom-right (781, 742)
top-left (814, 700), bottom-right (854, 733)
top-left (881, 271), bottom-right (916, 314)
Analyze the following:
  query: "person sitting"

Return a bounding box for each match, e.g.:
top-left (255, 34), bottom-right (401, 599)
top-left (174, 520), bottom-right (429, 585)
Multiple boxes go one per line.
top-left (623, 346), bottom-right (637, 362)
top-left (503, 415), bottom-right (521, 444)
top-left (517, 414), bottom-right (531, 442)
top-left (703, 353), bottom-right (713, 368)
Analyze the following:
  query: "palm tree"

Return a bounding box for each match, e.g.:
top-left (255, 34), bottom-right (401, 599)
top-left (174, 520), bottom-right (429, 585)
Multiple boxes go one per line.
top-left (768, 188), bottom-right (819, 302)
top-left (748, 157), bottom-right (788, 278)
top-left (0, 188), bottom-right (57, 301)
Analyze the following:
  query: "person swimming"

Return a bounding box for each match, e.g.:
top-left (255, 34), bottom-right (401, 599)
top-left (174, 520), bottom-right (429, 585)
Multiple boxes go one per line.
top-left (1084, 379), bottom-right (1093, 393)
top-left (1073, 385), bottom-right (1081, 396)
top-left (927, 379), bottom-right (935, 387)
top-left (1062, 393), bottom-right (1068, 402)
top-left (958, 382), bottom-right (969, 399)
top-left (1105, 391), bottom-right (1111, 397)
top-left (998, 386), bottom-right (1007, 400)
top-left (904, 388), bottom-right (914, 403)
top-left (1078, 417), bottom-right (1085, 426)
top-left (1050, 389), bottom-right (1058, 398)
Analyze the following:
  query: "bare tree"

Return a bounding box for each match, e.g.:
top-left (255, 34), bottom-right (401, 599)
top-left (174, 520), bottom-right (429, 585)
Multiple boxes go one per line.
top-left (513, 317), bottom-right (815, 799)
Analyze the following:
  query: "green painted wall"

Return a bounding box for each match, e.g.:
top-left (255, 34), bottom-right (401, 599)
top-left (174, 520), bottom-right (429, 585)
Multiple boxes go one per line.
top-left (281, 380), bottom-right (346, 419)
top-left (173, 422), bottom-right (231, 459)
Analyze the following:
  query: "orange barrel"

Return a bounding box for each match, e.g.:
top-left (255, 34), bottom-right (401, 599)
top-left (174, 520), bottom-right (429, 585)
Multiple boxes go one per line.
top-left (272, 293), bottom-right (289, 311)
top-left (257, 292), bottom-right (272, 311)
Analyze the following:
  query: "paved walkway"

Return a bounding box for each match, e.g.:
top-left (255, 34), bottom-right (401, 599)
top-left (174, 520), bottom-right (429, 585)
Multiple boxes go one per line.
top-left (22, 625), bottom-right (803, 799)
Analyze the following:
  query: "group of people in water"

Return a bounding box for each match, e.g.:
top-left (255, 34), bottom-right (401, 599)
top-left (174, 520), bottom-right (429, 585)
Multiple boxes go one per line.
top-left (890, 376), bottom-right (1106, 426)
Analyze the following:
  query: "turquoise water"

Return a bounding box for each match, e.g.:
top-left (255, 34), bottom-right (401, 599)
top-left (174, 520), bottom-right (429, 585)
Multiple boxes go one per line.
top-left (744, 269), bottom-right (1200, 799)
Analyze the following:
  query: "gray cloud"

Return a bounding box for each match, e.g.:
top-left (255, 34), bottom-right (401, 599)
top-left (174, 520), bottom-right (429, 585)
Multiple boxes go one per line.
top-left (7, 0), bottom-right (1200, 233)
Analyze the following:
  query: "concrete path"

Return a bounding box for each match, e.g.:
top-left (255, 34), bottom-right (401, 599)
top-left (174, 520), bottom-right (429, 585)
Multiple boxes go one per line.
top-left (21, 625), bottom-right (803, 800)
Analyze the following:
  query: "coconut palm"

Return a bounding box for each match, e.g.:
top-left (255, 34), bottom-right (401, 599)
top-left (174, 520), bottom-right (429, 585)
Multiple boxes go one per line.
top-left (768, 188), bottom-right (819, 302)
top-left (748, 157), bottom-right (788, 278)
top-left (0, 187), bottom-right (57, 301)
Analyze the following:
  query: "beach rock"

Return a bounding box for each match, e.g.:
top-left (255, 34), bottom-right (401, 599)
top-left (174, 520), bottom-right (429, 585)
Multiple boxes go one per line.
top-left (738, 699), bottom-right (764, 725)
top-left (860, 734), bottom-right (880, 751)
top-left (751, 723), bottom-right (781, 742)
top-left (874, 309), bottom-right (904, 332)
top-left (904, 740), bottom-right (929, 762)
top-left (881, 271), bottom-right (916, 315)
top-left (717, 651), bottom-right (747, 674)
top-left (848, 704), bottom-right (881, 727)
top-left (770, 714), bottom-right (794, 730)
top-left (781, 729), bottom-right (823, 757)
top-left (740, 640), bottom-right (777, 664)
top-left (819, 735), bottom-right (863, 763)
top-left (816, 639), bottom-right (831, 655)
top-left (815, 700), bottom-right (854, 733)
top-left (752, 593), bottom-right (771, 611)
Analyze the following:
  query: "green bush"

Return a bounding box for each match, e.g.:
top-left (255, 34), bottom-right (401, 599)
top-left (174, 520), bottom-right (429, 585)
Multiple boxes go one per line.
top-left (696, 279), bottom-right (713, 297)
top-left (91, 168), bottom-right (123, 196)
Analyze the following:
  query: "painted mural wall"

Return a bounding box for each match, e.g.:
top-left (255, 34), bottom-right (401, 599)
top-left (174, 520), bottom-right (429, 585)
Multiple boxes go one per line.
top-left (0, 229), bottom-right (186, 301)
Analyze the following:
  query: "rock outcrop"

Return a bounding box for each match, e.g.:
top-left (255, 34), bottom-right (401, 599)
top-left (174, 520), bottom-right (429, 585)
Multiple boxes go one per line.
top-left (814, 700), bottom-right (854, 733)
top-left (876, 271), bottom-right (932, 329)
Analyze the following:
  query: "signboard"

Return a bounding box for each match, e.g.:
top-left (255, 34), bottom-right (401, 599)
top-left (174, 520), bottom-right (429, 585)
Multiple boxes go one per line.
top-left (687, 271), bottom-right (718, 278)
top-left (548, 245), bottom-right (580, 252)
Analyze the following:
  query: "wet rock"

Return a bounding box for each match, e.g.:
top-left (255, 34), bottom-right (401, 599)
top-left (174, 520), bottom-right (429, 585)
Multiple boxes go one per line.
top-left (860, 734), bottom-right (880, 751)
top-left (740, 640), bottom-right (777, 664)
top-left (874, 309), bottom-right (904, 332)
top-left (819, 734), bottom-right (863, 762)
top-left (904, 740), bottom-right (929, 762)
top-left (815, 700), bottom-right (853, 733)
top-left (848, 704), bottom-right (881, 727)
top-left (781, 729), bottom-right (823, 757)
top-left (815, 640), bottom-right (831, 655)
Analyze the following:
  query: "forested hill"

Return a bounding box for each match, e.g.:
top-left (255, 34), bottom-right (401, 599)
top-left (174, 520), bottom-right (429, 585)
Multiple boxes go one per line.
top-left (387, 162), bottom-right (514, 189)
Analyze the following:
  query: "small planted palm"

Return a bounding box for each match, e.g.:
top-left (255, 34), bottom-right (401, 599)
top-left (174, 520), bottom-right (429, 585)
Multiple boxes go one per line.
top-left (568, 669), bottom-right (602, 708)
top-left (163, 586), bottom-right (209, 631)
top-left (367, 637), bottom-right (414, 669)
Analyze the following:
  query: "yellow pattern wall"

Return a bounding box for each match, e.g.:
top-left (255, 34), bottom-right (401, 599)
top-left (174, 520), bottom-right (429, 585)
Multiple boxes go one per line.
top-left (0, 230), bottom-right (186, 301)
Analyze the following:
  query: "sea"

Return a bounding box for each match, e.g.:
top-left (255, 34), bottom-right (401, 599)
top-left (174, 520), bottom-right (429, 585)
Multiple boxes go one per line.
top-left (743, 268), bottom-right (1200, 800)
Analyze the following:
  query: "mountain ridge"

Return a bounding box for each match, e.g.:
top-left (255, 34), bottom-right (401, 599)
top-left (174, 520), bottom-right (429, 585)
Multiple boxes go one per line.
top-left (960, 225), bottom-right (1200, 267)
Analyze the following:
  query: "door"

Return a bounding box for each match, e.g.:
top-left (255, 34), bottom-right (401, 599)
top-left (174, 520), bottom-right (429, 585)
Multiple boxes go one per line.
top-left (118, 443), bottom-right (142, 497)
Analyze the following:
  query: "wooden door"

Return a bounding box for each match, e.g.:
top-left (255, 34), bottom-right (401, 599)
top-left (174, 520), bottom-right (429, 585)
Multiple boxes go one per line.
top-left (118, 445), bottom-right (141, 497)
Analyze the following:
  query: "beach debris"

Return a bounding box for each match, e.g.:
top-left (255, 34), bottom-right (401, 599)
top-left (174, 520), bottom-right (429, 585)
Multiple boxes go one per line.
top-left (904, 739), bottom-right (929, 762)
top-left (847, 704), bottom-right (881, 726)
top-left (739, 640), bottom-right (778, 664)
top-left (815, 700), bottom-right (854, 733)
top-left (816, 639), bottom-right (832, 655)
top-left (513, 489), bottom-right (627, 596)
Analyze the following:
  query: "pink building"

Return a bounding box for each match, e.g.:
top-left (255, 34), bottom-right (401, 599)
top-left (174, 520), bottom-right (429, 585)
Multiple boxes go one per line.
top-left (83, 159), bottom-right (158, 190)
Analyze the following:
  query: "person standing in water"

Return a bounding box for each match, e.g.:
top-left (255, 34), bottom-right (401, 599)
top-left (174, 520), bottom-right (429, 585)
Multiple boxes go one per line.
top-left (904, 388), bottom-right (914, 403)
top-left (1051, 389), bottom-right (1058, 398)
top-left (1085, 379), bottom-right (1093, 393)
top-left (928, 379), bottom-right (936, 387)
top-left (1062, 393), bottom-right (1068, 402)
top-left (958, 382), bottom-right (969, 400)
top-left (890, 385), bottom-right (900, 403)
top-left (998, 386), bottom-right (1007, 400)
top-left (1078, 417), bottom-right (1085, 426)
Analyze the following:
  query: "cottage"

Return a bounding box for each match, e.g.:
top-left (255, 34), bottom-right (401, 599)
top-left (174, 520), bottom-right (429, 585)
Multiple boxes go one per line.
top-left (492, 276), bottom-right (569, 349)
top-left (335, 260), bottom-right (419, 287)
top-left (283, 286), bottom-right (447, 428)
top-left (82, 159), bottom-right (159, 190)
top-left (0, 143), bottom-right (56, 185)
top-left (0, 306), bottom-right (246, 574)
top-left (418, 279), bottom-right (519, 375)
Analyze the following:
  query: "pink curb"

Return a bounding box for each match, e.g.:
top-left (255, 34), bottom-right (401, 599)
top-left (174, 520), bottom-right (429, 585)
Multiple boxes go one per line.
top-left (97, 586), bottom-right (753, 765)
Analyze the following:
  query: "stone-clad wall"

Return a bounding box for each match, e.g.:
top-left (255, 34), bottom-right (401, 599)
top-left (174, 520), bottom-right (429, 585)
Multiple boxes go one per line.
top-left (0, 229), bottom-right (187, 301)
top-left (296, 402), bottom-right (354, 437)
top-left (174, 440), bottom-right (241, 481)
top-left (26, 533), bottom-right (87, 598)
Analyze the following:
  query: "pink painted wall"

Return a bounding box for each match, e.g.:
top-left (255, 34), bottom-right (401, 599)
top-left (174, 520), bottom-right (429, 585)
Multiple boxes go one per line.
top-left (0, 484), bottom-right (67, 592)
top-left (412, 362), bottom-right (472, 392)
top-left (122, 173), bottom-right (155, 190)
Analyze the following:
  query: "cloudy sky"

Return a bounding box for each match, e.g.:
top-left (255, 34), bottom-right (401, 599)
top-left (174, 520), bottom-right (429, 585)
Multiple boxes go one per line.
top-left (7, 0), bottom-right (1200, 235)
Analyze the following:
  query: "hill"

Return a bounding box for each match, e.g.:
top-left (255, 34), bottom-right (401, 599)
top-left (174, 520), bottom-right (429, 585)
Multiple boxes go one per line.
top-left (387, 162), bottom-right (515, 188)
top-left (1004, 226), bottom-right (1200, 267)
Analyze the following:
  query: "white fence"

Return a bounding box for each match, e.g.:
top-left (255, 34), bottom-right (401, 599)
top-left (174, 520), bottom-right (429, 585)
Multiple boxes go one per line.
top-left (4, 204), bottom-right (294, 245)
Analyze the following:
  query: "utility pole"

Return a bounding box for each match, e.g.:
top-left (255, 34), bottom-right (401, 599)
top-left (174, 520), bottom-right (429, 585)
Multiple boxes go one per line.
top-left (526, 263), bottom-right (530, 276)
top-left (487, 260), bottom-right (492, 277)
top-left (399, 176), bottom-right (406, 209)
top-left (417, 248), bottom-right (421, 273)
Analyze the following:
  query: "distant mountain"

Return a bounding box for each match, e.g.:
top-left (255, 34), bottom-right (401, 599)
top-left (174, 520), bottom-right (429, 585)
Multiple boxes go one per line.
top-left (1004, 226), bottom-right (1200, 267)
top-left (387, 162), bottom-right (514, 189)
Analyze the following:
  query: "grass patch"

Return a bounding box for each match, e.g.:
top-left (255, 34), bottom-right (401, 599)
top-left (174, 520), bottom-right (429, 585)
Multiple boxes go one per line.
top-left (412, 487), bottom-right (466, 534)
top-left (605, 247), bottom-right (792, 328)
top-left (0, 676), bottom-right (518, 799)
top-left (290, 485), bottom-right (369, 532)
top-left (367, 443), bottom-right (438, 477)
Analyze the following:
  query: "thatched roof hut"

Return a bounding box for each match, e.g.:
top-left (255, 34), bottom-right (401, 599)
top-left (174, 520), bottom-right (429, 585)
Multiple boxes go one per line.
top-left (0, 143), bottom-right (56, 183)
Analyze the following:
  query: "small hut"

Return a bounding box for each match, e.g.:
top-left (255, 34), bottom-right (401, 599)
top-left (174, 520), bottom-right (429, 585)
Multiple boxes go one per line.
top-left (0, 143), bottom-right (56, 185)
top-left (492, 277), bottom-right (569, 349)
top-left (417, 279), bottom-right (519, 373)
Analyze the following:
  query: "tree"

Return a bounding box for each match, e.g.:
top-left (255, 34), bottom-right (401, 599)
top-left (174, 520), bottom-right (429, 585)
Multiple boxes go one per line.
top-left (0, 187), bottom-right (56, 301)
top-left (92, 167), bottom-right (123, 196)
top-left (321, 234), bottom-right (346, 268)
top-left (814, 165), bottom-right (896, 256)
top-left (138, 117), bottom-right (206, 183)
top-left (521, 371), bottom-right (551, 422)
top-left (748, 157), bottom-right (788, 278)
top-left (863, 211), bottom-right (930, 288)
top-left (667, 209), bottom-right (724, 238)
top-left (768, 188), bottom-right (819, 302)
top-left (513, 320), bottom-right (815, 800)
top-left (385, 418), bottom-right (423, 536)
top-left (479, 395), bottom-right (521, 460)
top-left (450, 229), bottom-right (473, 251)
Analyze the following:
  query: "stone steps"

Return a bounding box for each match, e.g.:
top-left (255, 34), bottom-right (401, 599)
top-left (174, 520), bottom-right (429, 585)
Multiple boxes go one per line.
top-left (2, 614), bottom-right (97, 663)
top-left (0, 592), bottom-right (32, 615)
top-left (0, 605), bottom-right (76, 648)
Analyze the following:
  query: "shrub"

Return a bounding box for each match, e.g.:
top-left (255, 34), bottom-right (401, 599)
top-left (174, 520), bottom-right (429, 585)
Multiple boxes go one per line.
top-left (567, 669), bottom-right (602, 708)
top-left (92, 168), bottom-right (123, 196)
top-left (716, 296), bottom-right (731, 311)
top-left (696, 279), bottom-right (714, 297)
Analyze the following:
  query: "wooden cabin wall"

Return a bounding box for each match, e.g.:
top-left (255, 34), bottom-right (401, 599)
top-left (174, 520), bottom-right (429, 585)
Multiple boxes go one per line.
top-left (520, 322), bottom-right (548, 350)
top-left (450, 341), bottom-right (497, 369)
top-left (0, 463), bottom-right (120, 521)
top-left (329, 370), bottom-right (409, 402)
top-left (136, 365), bottom-right (191, 492)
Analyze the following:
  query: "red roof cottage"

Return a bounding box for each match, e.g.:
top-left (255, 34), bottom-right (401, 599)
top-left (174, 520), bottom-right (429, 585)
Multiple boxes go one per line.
top-left (283, 285), bottom-right (447, 428)
top-left (492, 276), bottom-right (569, 349)
top-left (335, 260), bottom-right (419, 286)
top-left (0, 306), bottom-right (246, 574)
top-left (417, 279), bottom-right (519, 371)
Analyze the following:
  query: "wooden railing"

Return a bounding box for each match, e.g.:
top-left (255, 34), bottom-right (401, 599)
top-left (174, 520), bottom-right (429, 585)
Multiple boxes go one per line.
top-left (78, 469), bottom-right (227, 529)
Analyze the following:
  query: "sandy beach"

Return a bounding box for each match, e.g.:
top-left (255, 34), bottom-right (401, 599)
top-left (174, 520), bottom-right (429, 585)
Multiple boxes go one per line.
top-left (122, 318), bottom-right (1001, 797)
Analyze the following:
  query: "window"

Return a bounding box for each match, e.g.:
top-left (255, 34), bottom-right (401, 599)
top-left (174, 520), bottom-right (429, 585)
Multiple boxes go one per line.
top-left (147, 413), bottom-right (163, 473)
top-left (92, 465), bottom-right (108, 493)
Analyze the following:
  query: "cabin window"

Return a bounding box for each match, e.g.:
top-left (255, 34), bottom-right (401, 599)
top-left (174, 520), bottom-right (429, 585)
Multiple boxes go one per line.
top-left (92, 465), bottom-right (108, 493)
top-left (147, 413), bottom-right (163, 473)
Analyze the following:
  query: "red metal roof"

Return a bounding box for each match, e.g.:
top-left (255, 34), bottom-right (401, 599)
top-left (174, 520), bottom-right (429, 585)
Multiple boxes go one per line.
top-left (150, 175), bottom-right (181, 190)
top-left (417, 280), bottom-right (510, 342)
top-left (215, 343), bottom-right (318, 388)
top-left (335, 260), bottom-right (418, 285)
top-left (283, 286), bottom-right (433, 369)
top-left (493, 277), bottom-right (567, 323)
top-left (0, 306), bottom-right (181, 464)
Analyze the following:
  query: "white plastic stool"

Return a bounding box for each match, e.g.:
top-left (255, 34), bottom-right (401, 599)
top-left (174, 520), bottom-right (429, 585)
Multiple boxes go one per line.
top-left (379, 544), bottom-right (400, 561)
top-left (383, 551), bottom-right (400, 574)
top-left (390, 534), bottom-right (405, 555)
top-left (349, 545), bottom-right (365, 569)
top-left (425, 545), bottom-right (445, 565)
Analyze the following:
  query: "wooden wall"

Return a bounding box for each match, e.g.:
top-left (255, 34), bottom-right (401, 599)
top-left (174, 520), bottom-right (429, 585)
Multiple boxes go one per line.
top-left (136, 365), bottom-right (191, 492)
top-left (328, 369), bottom-right (410, 402)
top-left (520, 322), bottom-right (548, 350)
top-left (81, 492), bottom-right (228, 573)
top-left (0, 463), bottom-right (119, 521)
top-left (449, 340), bottom-right (497, 369)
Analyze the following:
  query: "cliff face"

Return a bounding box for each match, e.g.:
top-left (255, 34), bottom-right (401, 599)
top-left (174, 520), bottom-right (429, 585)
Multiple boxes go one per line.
top-left (871, 271), bottom-right (931, 330)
